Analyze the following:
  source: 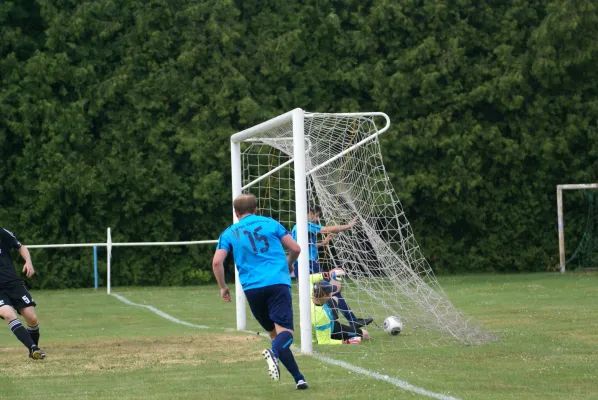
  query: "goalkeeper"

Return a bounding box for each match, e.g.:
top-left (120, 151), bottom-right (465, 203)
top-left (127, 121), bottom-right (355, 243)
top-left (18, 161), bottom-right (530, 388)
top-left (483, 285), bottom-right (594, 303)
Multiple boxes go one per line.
top-left (291, 204), bottom-right (372, 327)
top-left (310, 270), bottom-right (370, 345)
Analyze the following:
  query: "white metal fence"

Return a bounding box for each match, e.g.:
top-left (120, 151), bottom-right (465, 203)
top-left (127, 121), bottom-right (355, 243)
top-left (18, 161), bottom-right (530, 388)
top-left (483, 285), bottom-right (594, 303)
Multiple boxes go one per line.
top-left (27, 227), bottom-right (218, 293)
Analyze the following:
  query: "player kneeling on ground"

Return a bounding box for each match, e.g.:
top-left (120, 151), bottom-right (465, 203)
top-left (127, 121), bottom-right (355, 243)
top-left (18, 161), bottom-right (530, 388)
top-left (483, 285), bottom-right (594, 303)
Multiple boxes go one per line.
top-left (0, 227), bottom-right (45, 359)
top-left (310, 270), bottom-right (371, 345)
top-left (291, 205), bottom-right (373, 328)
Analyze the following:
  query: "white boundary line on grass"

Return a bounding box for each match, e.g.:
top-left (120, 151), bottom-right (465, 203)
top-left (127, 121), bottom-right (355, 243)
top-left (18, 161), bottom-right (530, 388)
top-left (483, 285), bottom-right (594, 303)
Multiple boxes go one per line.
top-left (310, 354), bottom-right (461, 400)
top-left (112, 293), bottom-right (211, 329)
top-left (111, 293), bottom-right (461, 400)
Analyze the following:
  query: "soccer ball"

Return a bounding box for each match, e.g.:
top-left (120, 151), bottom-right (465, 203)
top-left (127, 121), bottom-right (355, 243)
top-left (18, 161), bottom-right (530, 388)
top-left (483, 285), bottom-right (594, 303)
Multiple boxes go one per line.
top-left (383, 316), bottom-right (403, 336)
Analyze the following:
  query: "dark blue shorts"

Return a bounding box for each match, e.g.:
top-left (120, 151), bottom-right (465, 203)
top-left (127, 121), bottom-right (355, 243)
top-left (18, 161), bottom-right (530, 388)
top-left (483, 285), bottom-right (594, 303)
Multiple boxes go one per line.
top-left (244, 284), bottom-right (294, 332)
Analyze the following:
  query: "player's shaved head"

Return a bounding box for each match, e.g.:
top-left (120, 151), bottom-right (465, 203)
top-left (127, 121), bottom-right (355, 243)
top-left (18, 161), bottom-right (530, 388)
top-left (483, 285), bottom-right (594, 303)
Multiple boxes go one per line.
top-left (233, 193), bottom-right (258, 215)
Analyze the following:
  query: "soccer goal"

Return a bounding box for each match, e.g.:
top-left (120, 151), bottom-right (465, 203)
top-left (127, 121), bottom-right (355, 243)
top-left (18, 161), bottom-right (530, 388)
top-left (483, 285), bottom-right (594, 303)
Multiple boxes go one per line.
top-left (557, 183), bottom-right (598, 273)
top-left (231, 109), bottom-right (495, 354)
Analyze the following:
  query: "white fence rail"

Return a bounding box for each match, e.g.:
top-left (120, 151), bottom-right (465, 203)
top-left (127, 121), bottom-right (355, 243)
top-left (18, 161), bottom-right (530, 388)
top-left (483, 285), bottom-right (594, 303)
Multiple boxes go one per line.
top-left (27, 228), bottom-right (218, 292)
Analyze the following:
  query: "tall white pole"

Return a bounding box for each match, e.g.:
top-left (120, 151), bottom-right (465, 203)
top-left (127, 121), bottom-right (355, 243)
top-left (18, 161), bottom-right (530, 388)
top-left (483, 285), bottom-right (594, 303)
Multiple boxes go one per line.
top-left (107, 227), bottom-right (112, 294)
top-left (292, 108), bottom-right (312, 354)
top-left (231, 140), bottom-right (247, 330)
top-left (557, 186), bottom-right (565, 273)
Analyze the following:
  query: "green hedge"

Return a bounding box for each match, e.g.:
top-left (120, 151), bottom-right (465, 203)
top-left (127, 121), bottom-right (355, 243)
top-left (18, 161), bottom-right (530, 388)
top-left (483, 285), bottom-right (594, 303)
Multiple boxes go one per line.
top-left (1, 0), bottom-right (597, 288)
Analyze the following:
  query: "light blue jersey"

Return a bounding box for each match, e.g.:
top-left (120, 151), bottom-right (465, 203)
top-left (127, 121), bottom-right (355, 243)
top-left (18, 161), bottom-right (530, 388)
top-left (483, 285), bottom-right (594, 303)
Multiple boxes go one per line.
top-left (217, 214), bottom-right (291, 290)
top-left (291, 222), bottom-right (323, 262)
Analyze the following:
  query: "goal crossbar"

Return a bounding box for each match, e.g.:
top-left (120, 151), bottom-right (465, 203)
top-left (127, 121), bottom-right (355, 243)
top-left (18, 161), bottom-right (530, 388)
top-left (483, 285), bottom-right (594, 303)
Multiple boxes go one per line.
top-left (238, 111), bottom-right (391, 191)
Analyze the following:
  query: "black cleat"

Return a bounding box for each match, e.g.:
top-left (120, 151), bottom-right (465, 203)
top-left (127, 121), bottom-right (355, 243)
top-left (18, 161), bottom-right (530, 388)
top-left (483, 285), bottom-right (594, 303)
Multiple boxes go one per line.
top-left (296, 379), bottom-right (308, 390)
top-left (353, 317), bottom-right (374, 327)
top-left (29, 346), bottom-right (46, 360)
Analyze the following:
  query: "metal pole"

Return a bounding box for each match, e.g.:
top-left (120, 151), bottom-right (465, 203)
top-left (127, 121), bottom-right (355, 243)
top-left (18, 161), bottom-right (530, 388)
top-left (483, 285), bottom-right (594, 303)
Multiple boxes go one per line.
top-left (292, 108), bottom-right (313, 354)
top-left (107, 228), bottom-right (112, 294)
top-left (93, 246), bottom-right (98, 290)
top-left (231, 140), bottom-right (246, 330)
top-left (557, 186), bottom-right (565, 273)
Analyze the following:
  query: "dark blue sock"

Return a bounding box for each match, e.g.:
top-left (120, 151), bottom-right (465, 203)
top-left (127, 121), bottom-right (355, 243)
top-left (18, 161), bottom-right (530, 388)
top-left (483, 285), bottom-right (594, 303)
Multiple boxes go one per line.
top-left (272, 331), bottom-right (304, 383)
top-left (333, 292), bottom-right (357, 322)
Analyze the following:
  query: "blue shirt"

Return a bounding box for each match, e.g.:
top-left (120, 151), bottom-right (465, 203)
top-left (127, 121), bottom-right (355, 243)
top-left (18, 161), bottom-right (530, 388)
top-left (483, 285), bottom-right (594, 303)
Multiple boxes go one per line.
top-left (291, 222), bottom-right (323, 262)
top-left (217, 214), bottom-right (291, 291)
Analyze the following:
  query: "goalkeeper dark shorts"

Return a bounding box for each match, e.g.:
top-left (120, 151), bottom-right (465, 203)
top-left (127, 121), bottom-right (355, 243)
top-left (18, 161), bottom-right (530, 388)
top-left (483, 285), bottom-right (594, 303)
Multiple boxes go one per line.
top-left (331, 321), bottom-right (363, 341)
top-left (245, 284), bottom-right (294, 331)
top-left (0, 281), bottom-right (37, 316)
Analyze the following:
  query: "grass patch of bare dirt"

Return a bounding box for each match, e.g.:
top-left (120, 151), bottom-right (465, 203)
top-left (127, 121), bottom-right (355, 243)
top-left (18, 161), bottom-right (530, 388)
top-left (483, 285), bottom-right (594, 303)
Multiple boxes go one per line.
top-left (0, 333), bottom-right (264, 377)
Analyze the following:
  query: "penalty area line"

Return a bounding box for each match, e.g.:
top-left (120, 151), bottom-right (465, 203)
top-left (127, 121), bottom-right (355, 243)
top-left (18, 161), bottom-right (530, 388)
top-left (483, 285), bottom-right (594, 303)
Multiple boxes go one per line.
top-left (111, 293), bottom-right (461, 400)
top-left (111, 293), bottom-right (212, 330)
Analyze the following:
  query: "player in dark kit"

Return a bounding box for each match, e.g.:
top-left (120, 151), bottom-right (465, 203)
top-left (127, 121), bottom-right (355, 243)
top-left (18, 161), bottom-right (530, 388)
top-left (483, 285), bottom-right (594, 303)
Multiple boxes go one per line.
top-left (0, 227), bottom-right (45, 359)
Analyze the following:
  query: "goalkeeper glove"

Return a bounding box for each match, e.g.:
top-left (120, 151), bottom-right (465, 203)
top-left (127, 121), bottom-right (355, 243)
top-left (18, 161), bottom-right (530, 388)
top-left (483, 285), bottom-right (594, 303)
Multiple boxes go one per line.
top-left (329, 267), bottom-right (345, 281)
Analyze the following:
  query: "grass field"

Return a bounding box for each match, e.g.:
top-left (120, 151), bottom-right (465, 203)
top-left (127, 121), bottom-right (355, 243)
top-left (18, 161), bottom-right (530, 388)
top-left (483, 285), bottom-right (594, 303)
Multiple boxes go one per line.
top-left (1, 272), bottom-right (597, 399)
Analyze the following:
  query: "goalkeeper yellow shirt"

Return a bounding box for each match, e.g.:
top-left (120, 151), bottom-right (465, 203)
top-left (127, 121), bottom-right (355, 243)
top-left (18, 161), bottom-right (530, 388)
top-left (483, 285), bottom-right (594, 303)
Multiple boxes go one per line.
top-left (310, 273), bottom-right (343, 345)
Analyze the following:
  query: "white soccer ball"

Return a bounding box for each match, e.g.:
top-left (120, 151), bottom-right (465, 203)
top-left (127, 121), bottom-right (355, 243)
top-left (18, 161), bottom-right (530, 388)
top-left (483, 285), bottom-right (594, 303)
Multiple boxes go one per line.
top-left (383, 316), bottom-right (403, 336)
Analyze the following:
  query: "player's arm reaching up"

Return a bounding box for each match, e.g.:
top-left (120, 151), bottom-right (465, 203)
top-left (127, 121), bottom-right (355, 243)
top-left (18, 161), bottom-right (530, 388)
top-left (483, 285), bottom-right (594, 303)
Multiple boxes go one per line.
top-left (319, 216), bottom-right (358, 234)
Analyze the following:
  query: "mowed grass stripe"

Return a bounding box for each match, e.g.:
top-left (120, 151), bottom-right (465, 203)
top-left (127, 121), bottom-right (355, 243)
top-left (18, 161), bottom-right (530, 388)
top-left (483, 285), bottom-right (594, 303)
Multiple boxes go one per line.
top-left (112, 292), bottom-right (461, 400)
top-left (0, 273), bottom-right (596, 399)
top-left (0, 288), bottom-right (427, 399)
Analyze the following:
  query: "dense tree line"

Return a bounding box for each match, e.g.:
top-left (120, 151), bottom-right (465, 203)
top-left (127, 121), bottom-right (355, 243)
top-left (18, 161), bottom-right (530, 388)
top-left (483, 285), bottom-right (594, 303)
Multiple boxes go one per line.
top-left (1, 0), bottom-right (597, 288)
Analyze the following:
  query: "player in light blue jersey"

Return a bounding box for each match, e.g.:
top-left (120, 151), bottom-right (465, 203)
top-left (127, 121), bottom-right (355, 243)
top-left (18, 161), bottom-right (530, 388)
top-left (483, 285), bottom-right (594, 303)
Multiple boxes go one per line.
top-left (212, 194), bottom-right (307, 390)
top-left (291, 204), bottom-right (373, 328)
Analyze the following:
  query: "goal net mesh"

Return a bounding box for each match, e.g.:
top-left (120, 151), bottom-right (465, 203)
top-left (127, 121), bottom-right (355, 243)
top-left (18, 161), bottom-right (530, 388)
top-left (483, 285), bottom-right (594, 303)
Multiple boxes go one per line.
top-left (240, 112), bottom-right (495, 348)
top-left (566, 191), bottom-right (598, 269)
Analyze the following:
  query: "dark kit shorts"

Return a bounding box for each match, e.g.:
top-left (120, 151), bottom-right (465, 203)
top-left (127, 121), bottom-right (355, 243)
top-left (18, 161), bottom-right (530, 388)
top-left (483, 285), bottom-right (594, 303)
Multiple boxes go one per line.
top-left (0, 281), bottom-right (36, 315)
top-left (244, 284), bottom-right (294, 332)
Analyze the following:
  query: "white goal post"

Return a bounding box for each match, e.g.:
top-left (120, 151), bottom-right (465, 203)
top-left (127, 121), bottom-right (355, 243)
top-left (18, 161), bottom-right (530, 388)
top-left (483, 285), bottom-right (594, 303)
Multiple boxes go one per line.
top-left (231, 109), bottom-right (391, 353)
top-left (231, 108), bottom-right (495, 355)
top-left (231, 109), bottom-right (318, 353)
top-left (556, 183), bottom-right (598, 273)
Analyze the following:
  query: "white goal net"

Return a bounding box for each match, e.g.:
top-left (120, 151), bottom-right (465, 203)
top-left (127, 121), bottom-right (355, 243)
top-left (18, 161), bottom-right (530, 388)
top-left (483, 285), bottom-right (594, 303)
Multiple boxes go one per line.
top-left (232, 109), bottom-right (495, 352)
